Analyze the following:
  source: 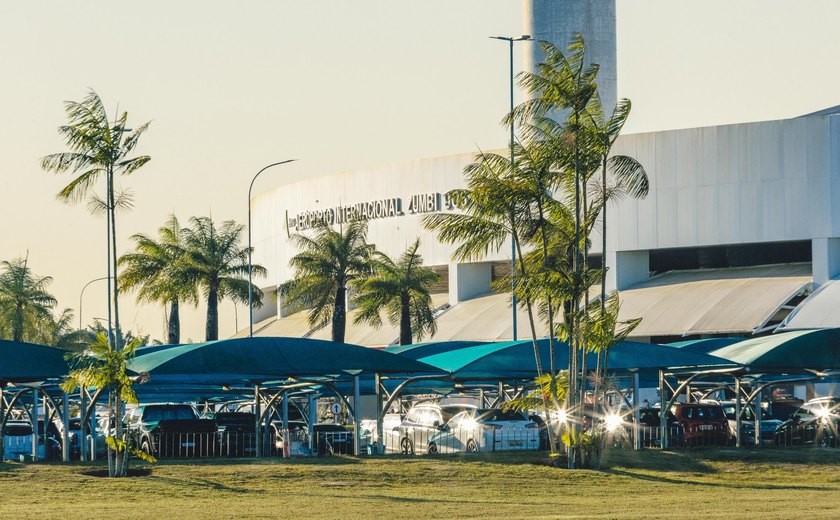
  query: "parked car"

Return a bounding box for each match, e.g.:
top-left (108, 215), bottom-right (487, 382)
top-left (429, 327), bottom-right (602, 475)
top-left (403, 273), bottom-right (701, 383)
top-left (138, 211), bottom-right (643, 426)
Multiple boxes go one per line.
top-left (271, 420), bottom-right (309, 456)
top-left (427, 408), bottom-right (540, 454)
top-left (396, 403), bottom-right (478, 454)
top-left (53, 416), bottom-right (107, 459)
top-left (124, 404), bottom-right (217, 457)
top-left (775, 397), bottom-right (840, 447)
top-left (670, 402), bottom-right (732, 447)
top-left (271, 421), bottom-right (355, 456)
top-left (719, 401), bottom-right (782, 446)
top-left (635, 407), bottom-right (680, 447)
top-left (3, 421), bottom-right (61, 461)
top-left (764, 398), bottom-right (805, 421)
top-left (202, 412), bottom-right (256, 456)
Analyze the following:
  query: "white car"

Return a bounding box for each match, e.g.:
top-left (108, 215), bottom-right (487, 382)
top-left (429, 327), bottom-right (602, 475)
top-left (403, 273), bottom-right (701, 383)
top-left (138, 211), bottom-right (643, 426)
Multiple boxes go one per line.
top-left (427, 409), bottom-right (540, 454)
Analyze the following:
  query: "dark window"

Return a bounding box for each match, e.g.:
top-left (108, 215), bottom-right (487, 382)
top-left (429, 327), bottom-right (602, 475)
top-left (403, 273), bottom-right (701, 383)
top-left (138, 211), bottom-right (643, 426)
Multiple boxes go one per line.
top-left (649, 241), bottom-right (810, 275)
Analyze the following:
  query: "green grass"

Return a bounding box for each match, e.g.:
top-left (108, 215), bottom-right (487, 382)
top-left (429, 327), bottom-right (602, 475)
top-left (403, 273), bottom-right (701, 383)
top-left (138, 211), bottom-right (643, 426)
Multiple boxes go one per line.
top-left (1, 449), bottom-right (839, 519)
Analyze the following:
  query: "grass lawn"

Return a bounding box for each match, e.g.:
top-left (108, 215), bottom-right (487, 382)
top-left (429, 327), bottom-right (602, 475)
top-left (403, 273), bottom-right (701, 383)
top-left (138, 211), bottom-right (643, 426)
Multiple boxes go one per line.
top-left (1, 448), bottom-right (839, 519)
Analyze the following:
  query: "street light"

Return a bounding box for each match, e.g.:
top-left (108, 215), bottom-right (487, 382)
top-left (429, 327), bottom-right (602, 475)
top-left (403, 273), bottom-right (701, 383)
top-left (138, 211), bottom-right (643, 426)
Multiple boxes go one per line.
top-left (490, 34), bottom-right (531, 341)
top-left (248, 160), bottom-right (297, 337)
top-left (79, 276), bottom-right (112, 330)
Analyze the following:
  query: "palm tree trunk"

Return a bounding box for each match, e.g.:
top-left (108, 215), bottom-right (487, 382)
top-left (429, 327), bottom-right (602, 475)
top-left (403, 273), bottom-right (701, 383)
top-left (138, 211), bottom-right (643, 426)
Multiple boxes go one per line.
top-left (399, 292), bottom-right (412, 346)
top-left (12, 303), bottom-right (23, 342)
top-left (109, 170), bottom-right (122, 350)
top-left (168, 298), bottom-right (180, 344)
top-left (206, 283), bottom-right (219, 341)
top-left (332, 285), bottom-right (346, 343)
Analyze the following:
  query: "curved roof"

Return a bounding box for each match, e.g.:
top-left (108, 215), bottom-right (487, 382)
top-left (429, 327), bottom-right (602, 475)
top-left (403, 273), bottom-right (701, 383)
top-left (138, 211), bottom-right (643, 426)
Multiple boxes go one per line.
top-left (417, 339), bottom-right (734, 380)
top-left (666, 338), bottom-right (744, 354)
top-left (0, 340), bottom-right (70, 383)
top-left (128, 336), bottom-right (444, 385)
top-left (708, 329), bottom-right (840, 371)
top-left (385, 340), bottom-right (486, 360)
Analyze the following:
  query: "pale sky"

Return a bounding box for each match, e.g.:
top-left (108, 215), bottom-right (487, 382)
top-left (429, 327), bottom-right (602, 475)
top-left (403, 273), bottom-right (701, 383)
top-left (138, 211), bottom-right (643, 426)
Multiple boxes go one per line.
top-left (1, 0), bottom-right (839, 343)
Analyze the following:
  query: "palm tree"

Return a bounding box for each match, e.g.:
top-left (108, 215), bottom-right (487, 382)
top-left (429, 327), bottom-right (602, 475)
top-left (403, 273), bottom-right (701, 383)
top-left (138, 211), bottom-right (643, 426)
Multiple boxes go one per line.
top-left (62, 333), bottom-right (153, 477)
top-left (0, 257), bottom-right (58, 342)
top-left (584, 94), bottom-right (649, 308)
top-left (280, 221), bottom-right (375, 343)
top-left (352, 239), bottom-right (441, 346)
top-left (119, 215), bottom-right (197, 344)
top-left (40, 90), bottom-right (151, 349)
top-left (183, 216), bottom-right (264, 341)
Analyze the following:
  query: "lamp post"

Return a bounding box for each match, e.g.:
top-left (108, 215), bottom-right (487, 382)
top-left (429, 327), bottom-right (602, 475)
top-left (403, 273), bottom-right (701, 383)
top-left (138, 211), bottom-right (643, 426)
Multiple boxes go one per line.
top-left (490, 34), bottom-right (531, 341)
top-left (79, 276), bottom-right (112, 330)
top-left (248, 160), bottom-right (297, 337)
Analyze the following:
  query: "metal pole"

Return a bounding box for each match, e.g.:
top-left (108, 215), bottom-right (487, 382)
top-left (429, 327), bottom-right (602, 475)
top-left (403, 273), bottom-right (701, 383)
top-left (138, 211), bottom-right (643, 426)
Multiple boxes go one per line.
top-left (353, 375), bottom-right (361, 456)
top-left (248, 160), bottom-right (296, 337)
top-left (62, 392), bottom-right (70, 462)
top-left (31, 390), bottom-right (38, 461)
top-left (254, 384), bottom-right (262, 457)
top-left (0, 385), bottom-right (4, 461)
top-left (282, 392), bottom-right (289, 457)
top-left (754, 390), bottom-right (762, 447)
top-left (80, 389), bottom-right (88, 461)
top-left (307, 394), bottom-right (316, 456)
top-left (734, 377), bottom-right (742, 448)
top-left (375, 373), bottom-right (384, 455)
top-left (106, 170), bottom-right (114, 349)
top-left (508, 38), bottom-right (518, 341)
top-left (659, 370), bottom-right (668, 449)
top-left (633, 372), bottom-right (641, 451)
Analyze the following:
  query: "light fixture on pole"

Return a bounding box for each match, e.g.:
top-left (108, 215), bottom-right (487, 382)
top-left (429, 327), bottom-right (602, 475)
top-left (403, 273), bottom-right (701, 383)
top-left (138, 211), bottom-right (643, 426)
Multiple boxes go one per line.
top-left (248, 160), bottom-right (297, 337)
top-left (79, 276), bottom-right (112, 330)
top-left (490, 34), bottom-right (531, 341)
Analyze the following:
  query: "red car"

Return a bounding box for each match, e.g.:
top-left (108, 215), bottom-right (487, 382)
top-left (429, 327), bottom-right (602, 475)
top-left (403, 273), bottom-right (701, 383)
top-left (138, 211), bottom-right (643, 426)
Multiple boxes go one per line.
top-left (670, 403), bottom-right (732, 447)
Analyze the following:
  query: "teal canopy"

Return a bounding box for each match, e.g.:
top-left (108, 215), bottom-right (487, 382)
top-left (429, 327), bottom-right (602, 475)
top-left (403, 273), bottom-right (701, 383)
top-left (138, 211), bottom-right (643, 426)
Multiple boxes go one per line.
top-left (384, 340), bottom-right (486, 360)
top-left (666, 338), bottom-right (744, 354)
top-left (417, 339), bottom-right (735, 380)
top-left (129, 336), bottom-right (445, 385)
top-left (0, 340), bottom-right (70, 383)
top-left (708, 329), bottom-right (840, 371)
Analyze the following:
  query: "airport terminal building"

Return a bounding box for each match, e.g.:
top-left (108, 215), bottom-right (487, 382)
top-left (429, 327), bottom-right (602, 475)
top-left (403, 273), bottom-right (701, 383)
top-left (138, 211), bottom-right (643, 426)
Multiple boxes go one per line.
top-left (247, 1), bottom-right (840, 346)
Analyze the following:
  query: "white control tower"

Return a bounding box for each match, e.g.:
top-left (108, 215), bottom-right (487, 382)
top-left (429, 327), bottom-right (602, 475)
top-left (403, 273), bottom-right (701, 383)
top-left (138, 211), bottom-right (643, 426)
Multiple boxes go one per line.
top-left (523, 0), bottom-right (617, 116)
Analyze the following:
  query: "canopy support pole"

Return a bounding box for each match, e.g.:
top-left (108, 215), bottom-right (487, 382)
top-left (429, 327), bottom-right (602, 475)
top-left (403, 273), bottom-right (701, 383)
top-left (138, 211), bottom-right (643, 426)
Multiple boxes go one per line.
top-left (254, 384), bottom-right (262, 458)
top-left (633, 372), bottom-right (641, 451)
top-left (659, 370), bottom-right (668, 449)
top-left (0, 385), bottom-right (4, 461)
top-left (375, 373), bottom-right (384, 455)
top-left (80, 388), bottom-right (88, 461)
top-left (31, 389), bottom-right (37, 461)
top-left (734, 377), bottom-right (742, 448)
top-left (282, 392), bottom-right (289, 457)
top-left (62, 392), bottom-right (70, 462)
top-left (754, 390), bottom-right (762, 447)
top-left (353, 375), bottom-right (361, 456)
top-left (307, 394), bottom-right (316, 455)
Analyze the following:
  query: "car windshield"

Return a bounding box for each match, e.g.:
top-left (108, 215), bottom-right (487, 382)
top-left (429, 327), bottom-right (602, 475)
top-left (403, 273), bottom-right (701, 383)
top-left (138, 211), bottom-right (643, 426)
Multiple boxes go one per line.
top-left (475, 409), bottom-right (526, 422)
top-left (683, 406), bottom-right (724, 420)
top-left (4, 424), bottom-right (33, 436)
top-left (215, 413), bottom-right (254, 425)
top-left (144, 406), bottom-right (196, 422)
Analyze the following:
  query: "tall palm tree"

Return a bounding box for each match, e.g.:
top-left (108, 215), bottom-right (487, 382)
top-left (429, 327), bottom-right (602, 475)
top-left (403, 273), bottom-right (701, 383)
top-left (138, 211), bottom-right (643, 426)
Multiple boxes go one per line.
top-left (280, 221), bottom-right (374, 343)
top-left (40, 90), bottom-right (151, 349)
top-left (584, 94), bottom-right (649, 308)
top-left (352, 239), bottom-right (441, 346)
top-left (0, 257), bottom-right (58, 342)
top-left (119, 215), bottom-right (197, 344)
top-left (183, 216), bottom-right (264, 341)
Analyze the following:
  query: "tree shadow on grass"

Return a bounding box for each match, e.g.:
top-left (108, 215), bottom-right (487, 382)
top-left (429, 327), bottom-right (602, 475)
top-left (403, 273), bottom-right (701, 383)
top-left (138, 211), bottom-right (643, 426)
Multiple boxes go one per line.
top-left (605, 468), bottom-right (828, 491)
top-left (600, 449), bottom-right (715, 474)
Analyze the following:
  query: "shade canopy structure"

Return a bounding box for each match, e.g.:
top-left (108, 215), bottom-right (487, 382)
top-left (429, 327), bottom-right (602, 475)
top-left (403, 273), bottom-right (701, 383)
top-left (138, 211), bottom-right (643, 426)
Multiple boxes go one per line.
top-left (707, 328), bottom-right (840, 371)
top-left (666, 338), bottom-right (744, 354)
top-left (0, 340), bottom-right (71, 383)
top-left (416, 339), bottom-right (736, 381)
top-left (781, 280), bottom-right (840, 330)
top-left (128, 336), bottom-right (445, 386)
top-left (384, 340), bottom-right (486, 360)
